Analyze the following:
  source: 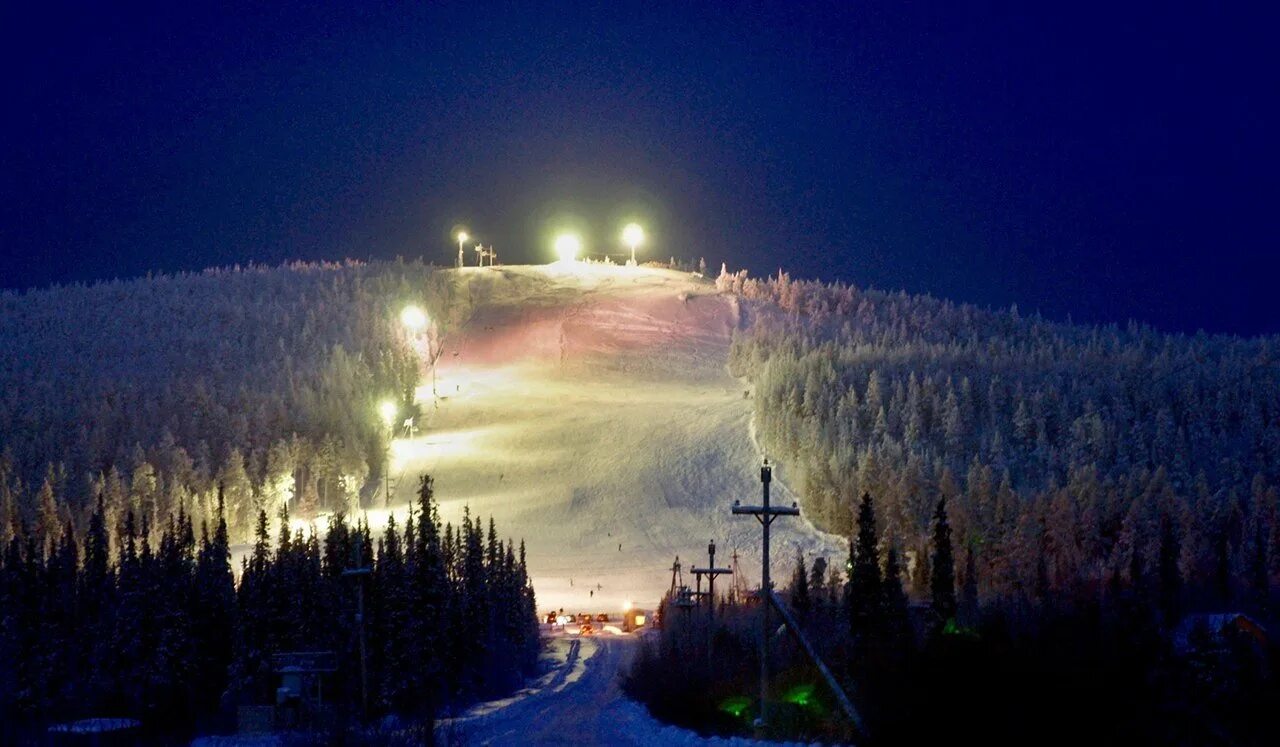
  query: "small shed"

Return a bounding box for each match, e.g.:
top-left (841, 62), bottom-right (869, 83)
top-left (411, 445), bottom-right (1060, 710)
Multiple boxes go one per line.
top-left (271, 651), bottom-right (339, 731)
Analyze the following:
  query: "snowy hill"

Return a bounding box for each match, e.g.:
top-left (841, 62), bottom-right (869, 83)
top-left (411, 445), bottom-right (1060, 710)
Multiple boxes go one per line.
top-left (384, 264), bottom-right (842, 613)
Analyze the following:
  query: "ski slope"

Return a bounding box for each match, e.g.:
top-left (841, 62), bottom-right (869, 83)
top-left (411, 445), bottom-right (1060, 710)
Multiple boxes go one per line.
top-left (386, 264), bottom-right (843, 614)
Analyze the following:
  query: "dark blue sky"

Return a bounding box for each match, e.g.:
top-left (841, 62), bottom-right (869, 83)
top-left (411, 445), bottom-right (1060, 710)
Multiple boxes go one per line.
top-left (3, 2), bottom-right (1277, 334)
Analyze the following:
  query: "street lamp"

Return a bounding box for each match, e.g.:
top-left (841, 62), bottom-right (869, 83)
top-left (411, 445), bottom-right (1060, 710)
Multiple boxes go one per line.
top-left (554, 233), bottom-right (581, 264)
top-left (400, 305), bottom-right (427, 332)
top-left (622, 223), bottom-right (644, 266)
top-left (456, 231), bottom-right (469, 268)
top-left (379, 400), bottom-right (397, 505)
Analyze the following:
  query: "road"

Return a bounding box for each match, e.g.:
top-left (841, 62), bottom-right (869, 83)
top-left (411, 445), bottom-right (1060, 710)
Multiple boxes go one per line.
top-left (451, 634), bottom-right (669, 746)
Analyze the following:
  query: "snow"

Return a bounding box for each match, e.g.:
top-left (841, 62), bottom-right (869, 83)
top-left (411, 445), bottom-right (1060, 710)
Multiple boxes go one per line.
top-left (387, 264), bottom-right (845, 614)
top-left (48, 718), bottom-right (142, 733)
top-left (451, 632), bottom-right (818, 746)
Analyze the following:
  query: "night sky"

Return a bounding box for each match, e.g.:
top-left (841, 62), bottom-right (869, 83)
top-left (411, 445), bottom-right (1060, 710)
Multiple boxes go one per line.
top-left (3, 2), bottom-right (1277, 334)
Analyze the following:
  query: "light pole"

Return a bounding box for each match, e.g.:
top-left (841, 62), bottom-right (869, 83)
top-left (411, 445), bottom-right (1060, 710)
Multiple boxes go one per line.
top-left (456, 231), bottom-right (468, 269)
top-left (622, 223), bottom-right (644, 266)
top-left (379, 400), bottom-right (397, 505)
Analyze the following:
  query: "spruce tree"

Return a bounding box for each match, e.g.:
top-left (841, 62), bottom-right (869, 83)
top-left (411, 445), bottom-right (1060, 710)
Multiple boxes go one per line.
top-left (790, 550), bottom-right (811, 616)
top-left (1157, 516), bottom-right (1182, 623)
top-left (930, 497), bottom-right (957, 624)
top-left (848, 493), bottom-right (882, 638)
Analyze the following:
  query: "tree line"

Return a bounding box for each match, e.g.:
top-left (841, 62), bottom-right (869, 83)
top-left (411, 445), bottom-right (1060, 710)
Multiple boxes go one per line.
top-left (0, 474), bottom-right (539, 740)
top-left (0, 260), bottom-right (462, 546)
top-left (720, 266), bottom-right (1280, 619)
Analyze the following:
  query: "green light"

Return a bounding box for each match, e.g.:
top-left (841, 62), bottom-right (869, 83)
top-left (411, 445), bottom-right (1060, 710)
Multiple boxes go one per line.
top-left (781, 683), bottom-right (817, 707)
top-left (718, 695), bottom-right (752, 720)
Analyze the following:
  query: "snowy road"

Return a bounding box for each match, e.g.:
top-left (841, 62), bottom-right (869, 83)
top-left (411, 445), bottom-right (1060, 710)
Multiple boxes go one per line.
top-left (452, 633), bottom-right (783, 747)
top-left (453, 635), bottom-right (649, 745)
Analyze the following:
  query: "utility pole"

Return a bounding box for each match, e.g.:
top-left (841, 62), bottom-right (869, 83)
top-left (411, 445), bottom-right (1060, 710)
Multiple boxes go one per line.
top-left (690, 539), bottom-right (732, 622)
top-left (342, 530), bottom-right (372, 722)
top-left (732, 459), bottom-right (798, 731)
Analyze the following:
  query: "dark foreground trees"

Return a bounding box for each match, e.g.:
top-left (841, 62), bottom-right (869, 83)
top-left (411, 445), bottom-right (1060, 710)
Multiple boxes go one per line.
top-left (0, 475), bottom-right (539, 742)
top-left (627, 490), bottom-right (1280, 745)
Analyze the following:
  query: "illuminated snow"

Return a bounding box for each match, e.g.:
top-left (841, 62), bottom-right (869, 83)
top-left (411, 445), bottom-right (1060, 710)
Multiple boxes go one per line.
top-left (383, 264), bottom-right (843, 614)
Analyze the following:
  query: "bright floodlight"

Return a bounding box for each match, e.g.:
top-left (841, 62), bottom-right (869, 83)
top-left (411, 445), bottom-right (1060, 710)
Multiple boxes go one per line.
top-left (400, 305), bottom-right (427, 331)
top-left (378, 400), bottom-right (398, 427)
top-left (554, 233), bottom-right (582, 263)
top-left (457, 230), bottom-right (469, 242)
top-left (623, 599), bottom-right (633, 612)
top-left (622, 223), bottom-right (644, 265)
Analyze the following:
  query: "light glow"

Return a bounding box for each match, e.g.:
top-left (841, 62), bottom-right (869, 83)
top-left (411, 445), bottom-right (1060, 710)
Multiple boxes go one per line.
top-left (622, 223), bottom-right (644, 248)
top-left (457, 230), bottom-right (469, 243)
top-left (400, 305), bottom-right (428, 331)
top-left (554, 233), bottom-right (582, 263)
top-left (289, 513), bottom-right (333, 539)
top-left (623, 599), bottom-right (633, 612)
top-left (378, 399), bottom-right (398, 427)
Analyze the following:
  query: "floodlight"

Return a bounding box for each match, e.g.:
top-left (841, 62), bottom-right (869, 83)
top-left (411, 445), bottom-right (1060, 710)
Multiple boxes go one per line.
top-left (554, 233), bottom-right (582, 263)
top-left (378, 400), bottom-right (397, 427)
top-left (400, 305), bottom-right (427, 331)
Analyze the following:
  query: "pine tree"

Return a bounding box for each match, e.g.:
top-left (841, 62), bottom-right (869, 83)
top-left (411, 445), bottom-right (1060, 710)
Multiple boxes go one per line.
top-left (411, 474), bottom-right (448, 718)
top-left (883, 543), bottom-right (908, 603)
top-left (790, 550), bottom-right (811, 616)
top-left (193, 492), bottom-right (235, 715)
top-left (881, 544), bottom-right (911, 658)
top-left (35, 466), bottom-right (61, 552)
top-left (931, 497), bottom-right (957, 624)
top-left (1157, 515), bottom-right (1182, 623)
top-left (809, 556), bottom-right (829, 608)
top-left (848, 493), bottom-right (882, 638)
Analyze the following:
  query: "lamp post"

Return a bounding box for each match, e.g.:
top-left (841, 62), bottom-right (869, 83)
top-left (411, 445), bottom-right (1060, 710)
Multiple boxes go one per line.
top-left (379, 400), bottom-right (397, 505)
top-left (622, 223), bottom-right (644, 266)
top-left (456, 231), bottom-right (469, 268)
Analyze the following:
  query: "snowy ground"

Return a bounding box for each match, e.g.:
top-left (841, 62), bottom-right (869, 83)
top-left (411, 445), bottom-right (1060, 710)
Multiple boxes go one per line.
top-left (386, 264), bottom-right (844, 615)
top-left (449, 630), bottom-right (815, 746)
